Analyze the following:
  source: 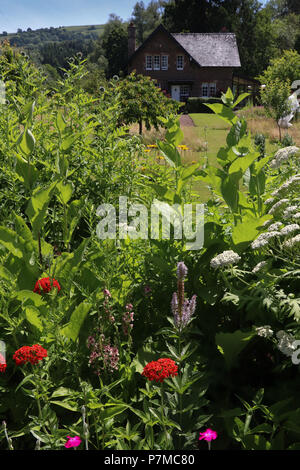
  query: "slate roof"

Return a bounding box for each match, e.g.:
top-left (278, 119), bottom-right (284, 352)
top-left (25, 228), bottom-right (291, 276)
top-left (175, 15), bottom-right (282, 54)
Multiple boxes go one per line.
top-left (172, 33), bottom-right (241, 67)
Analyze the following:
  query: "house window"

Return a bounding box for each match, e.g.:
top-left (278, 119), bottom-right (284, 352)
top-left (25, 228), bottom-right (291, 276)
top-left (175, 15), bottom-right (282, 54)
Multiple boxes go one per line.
top-left (201, 83), bottom-right (209, 97)
top-left (153, 55), bottom-right (160, 70)
top-left (146, 55), bottom-right (152, 70)
top-left (209, 83), bottom-right (216, 97)
top-left (161, 55), bottom-right (168, 70)
top-left (180, 85), bottom-right (190, 101)
top-left (177, 55), bottom-right (184, 70)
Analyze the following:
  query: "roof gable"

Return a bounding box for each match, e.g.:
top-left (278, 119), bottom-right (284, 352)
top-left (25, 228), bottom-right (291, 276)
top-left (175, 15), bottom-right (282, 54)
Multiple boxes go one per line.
top-left (128, 24), bottom-right (241, 68)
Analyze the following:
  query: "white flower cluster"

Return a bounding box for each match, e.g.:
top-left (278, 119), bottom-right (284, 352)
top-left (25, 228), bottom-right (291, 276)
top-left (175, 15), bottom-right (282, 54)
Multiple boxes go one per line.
top-left (210, 250), bottom-right (241, 269)
top-left (293, 213), bottom-right (300, 219)
top-left (283, 205), bottom-right (299, 219)
top-left (283, 233), bottom-right (300, 249)
top-left (269, 146), bottom-right (299, 169)
top-left (256, 325), bottom-right (273, 338)
top-left (274, 175), bottom-right (300, 195)
top-left (267, 222), bottom-right (283, 232)
top-left (252, 261), bottom-right (268, 273)
top-left (264, 197), bottom-right (274, 205)
top-left (268, 199), bottom-right (289, 215)
top-left (280, 224), bottom-right (300, 236)
top-left (262, 219), bottom-right (273, 228)
top-left (251, 231), bottom-right (280, 249)
top-left (276, 330), bottom-right (297, 357)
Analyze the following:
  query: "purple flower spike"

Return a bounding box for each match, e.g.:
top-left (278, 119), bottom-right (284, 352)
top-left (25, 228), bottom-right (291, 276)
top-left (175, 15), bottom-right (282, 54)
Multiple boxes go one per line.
top-left (176, 262), bottom-right (188, 280)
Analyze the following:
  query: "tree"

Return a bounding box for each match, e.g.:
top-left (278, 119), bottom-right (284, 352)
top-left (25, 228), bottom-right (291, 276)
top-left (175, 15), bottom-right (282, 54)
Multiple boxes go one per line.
top-left (260, 78), bottom-right (291, 140)
top-left (101, 21), bottom-right (128, 78)
top-left (112, 72), bottom-right (181, 134)
top-left (258, 49), bottom-right (300, 85)
top-left (131, 1), bottom-right (162, 45)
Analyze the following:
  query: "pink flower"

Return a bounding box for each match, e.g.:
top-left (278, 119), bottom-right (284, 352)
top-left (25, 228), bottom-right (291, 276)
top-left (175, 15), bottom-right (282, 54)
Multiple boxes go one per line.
top-left (64, 435), bottom-right (82, 448)
top-left (144, 285), bottom-right (152, 295)
top-left (103, 289), bottom-right (111, 297)
top-left (199, 428), bottom-right (218, 442)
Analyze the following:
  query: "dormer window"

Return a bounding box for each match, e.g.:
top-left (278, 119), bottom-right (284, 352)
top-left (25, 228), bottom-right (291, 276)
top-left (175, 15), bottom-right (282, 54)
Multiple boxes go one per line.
top-left (177, 55), bottom-right (184, 70)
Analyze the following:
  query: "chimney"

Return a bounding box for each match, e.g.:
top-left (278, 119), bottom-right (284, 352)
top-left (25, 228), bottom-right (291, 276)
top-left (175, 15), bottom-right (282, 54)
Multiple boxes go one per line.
top-left (128, 22), bottom-right (136, 58)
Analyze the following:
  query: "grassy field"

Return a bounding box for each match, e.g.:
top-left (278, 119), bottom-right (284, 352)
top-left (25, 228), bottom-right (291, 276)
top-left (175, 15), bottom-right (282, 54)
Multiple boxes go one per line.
top-left (4, 24), bottom-right (105, 40)
top-left (131, 107), bottom-right (300, 202)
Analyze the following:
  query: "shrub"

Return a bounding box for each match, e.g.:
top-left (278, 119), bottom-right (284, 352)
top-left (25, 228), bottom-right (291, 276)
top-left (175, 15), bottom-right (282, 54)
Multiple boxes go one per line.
top-left (185, 97), bottom-right (222, 114)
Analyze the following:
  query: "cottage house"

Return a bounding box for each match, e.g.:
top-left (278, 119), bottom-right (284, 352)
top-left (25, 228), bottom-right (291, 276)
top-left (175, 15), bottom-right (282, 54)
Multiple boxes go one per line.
top-left (127, 23), bottom-right (241, 101)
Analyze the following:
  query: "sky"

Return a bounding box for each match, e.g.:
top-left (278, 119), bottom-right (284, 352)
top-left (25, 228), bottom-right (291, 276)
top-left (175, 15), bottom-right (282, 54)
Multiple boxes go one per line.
top-left (0, 0), bottom-right (151, 33)
top-left (0, 0), bottom-right (269, 34)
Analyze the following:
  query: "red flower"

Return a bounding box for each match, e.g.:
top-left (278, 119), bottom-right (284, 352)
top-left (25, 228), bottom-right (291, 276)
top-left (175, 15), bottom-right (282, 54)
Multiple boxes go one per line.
top-left (34, 277), bottom-right (61, 295)
top-left (13, 344), bottom-right (48, 366)
top-left (142, 358), bottom-right (178, 383)
top-left (0, 353), bottom-right (6, 373)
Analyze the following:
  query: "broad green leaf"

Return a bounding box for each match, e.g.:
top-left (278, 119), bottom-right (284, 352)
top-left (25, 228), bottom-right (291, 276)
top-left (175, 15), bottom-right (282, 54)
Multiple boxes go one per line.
top-left (100, 404), bottom-right (128, 420)
top-left (15, 154), bottom-right (38, 189)
top-left (229, 152), bottom-right (260, 177)
top-left (56, 112), bottom-right (67, 134)
top-left (157, 141), bottom-right (182, 168)
top-left (51, 387), bottom-right (77, 398)
top-left (26, 182), bottom-right (57, 238)
top-left (165, 120), bottom-right (184, 146)
top-left (65, 199), bottom-right (84, 244)
top-left (56, 180), bottom-right (73, 205)
top-left (18, 128), bottom-right (36, 156)
top-left (25, 306), bottom-right (43, 332)
top-left (61, 301), bottom-right (92, 342)
top-left (0, 265), bottom-right (14, 281)
top-left (232, 214), bottom-right (271, 249)
top-left (50, 400), bottom-right (78, 411)
top-left (15, 290), bottom-right (45, 308)
top-left (221, 176), bottom-right (239, 213)
top-left (180, 163), bottom-right (200, 181)
top-left (204, 103), bottom-right (237, 125)
top-left (233, 93), bottom-right (250, 108)
top-left (0, 226), bottom-right (23, 258)
top-left (216, 330), bottom-right (255, 369)
top-left (61, 134), bottom-right (76, 152)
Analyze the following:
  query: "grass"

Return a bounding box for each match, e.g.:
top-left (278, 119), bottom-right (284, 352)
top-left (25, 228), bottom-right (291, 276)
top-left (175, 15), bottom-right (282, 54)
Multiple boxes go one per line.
top-left (130, 107), bottom-right (300, 202)
top-left (237, 106), bottom-right (300, 146)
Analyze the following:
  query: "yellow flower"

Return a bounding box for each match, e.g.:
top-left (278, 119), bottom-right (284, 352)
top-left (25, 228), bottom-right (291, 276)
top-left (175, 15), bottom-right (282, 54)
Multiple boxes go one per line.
top-left (144, 149), bottom-right (151, 152)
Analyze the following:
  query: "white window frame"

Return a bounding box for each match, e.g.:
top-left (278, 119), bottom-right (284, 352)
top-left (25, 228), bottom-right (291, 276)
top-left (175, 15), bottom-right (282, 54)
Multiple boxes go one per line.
top-left (209, 83), bottom-right (216, 97)
top-left (153, 55), bottom-right (160, 70)
top-left (177, 55), bottom-right (184, 70)
top-left (161, 55), bottom-right (168, 70)
top-left (146, 55), bottom-right (152, 70)
top-left (201, 83), bottom-right (209, 97)
top-left (180, 85), bottom-right (190, 101)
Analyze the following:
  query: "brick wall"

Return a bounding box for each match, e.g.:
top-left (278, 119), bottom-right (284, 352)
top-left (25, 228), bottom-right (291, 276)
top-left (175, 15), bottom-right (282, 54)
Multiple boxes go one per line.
top-left (128, 29), bottom-right (235, 97)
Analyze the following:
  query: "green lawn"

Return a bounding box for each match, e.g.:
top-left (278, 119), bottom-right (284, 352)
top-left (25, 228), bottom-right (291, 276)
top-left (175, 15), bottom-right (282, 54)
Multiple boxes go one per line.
top-left (188, 113), bottom-right (230, 166)
top-left (180, 112), bottom-right (279, 202)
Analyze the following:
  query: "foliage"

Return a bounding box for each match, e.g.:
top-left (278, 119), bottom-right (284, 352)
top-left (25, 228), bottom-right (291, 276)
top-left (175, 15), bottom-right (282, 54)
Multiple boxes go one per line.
top-left (109, 72), bottom-right (182, 134)
top-left (0, 47), bottom-right (300, 451)
top-left (258, 49), bottom-right (300, 85)
top-left (260, 77), bottom-right (291, 140)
